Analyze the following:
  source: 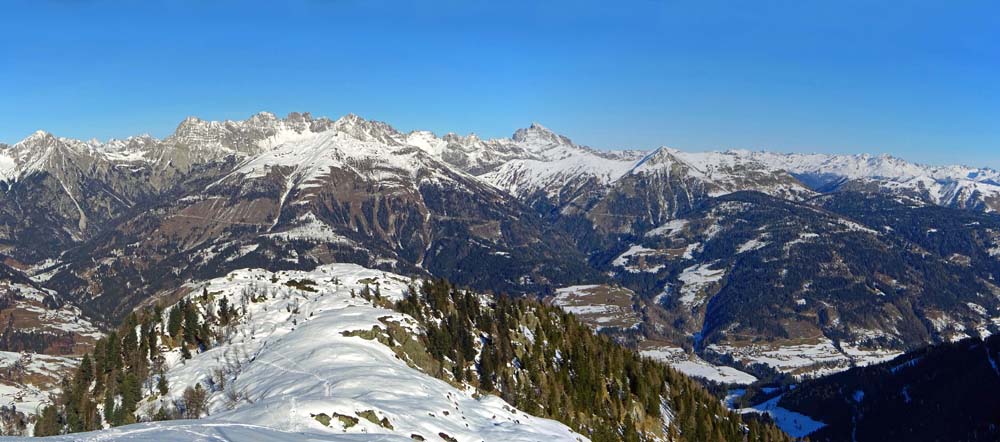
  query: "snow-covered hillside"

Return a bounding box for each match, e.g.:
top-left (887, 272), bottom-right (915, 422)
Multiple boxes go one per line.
top-left (123, 264), bottom-right (586, 442)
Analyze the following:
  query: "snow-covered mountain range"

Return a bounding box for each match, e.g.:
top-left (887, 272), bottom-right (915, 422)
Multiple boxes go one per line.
top-left (6, 112), bottom-right (997, 214)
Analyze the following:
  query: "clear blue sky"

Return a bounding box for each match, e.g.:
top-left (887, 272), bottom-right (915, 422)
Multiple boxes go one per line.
top-left (2, 1), bottom-right (998, 167)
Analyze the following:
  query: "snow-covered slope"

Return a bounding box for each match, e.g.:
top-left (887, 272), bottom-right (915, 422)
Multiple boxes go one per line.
top-left (0, 112), bottom-right (342, 185)
top-left (403, 122), bottom-right (644, 203)
top-left (220, 125), bottom-right (470, 190)
top-left (482, 145), bottom-right (638, 201)
top-left (134, 264), bottom-right (586, 442)
top-left (634, 148), bottom-right (814, 200)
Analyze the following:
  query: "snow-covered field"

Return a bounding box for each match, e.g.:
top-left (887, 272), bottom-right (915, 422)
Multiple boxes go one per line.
top-left (676, 263), bottom-right (725, 307)
top-left (550, 284), bottom-right (640, 330)
top-left (611, 245), bottom-right (667, 273)
top-left (0, 282), bottom-right (102, 343)
top-left (123, 264), bottom-right (586, 442)
top-left (708, 339), bottom-right (901, 378)
top-left (644, 219), bottom-right (690, 238)
top-left (640, 346), bottom-right (757, 385)
top-left (737, 395), bottom-right (825, 438)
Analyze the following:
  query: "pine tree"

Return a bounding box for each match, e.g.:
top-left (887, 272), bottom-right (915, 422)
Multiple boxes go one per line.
top-left (183, 303), bottom-right (200, 345)
top-left (35, 405), bottom-right (60, 436)
top-left (103, 390), bottom-right (116, 426)
top-left (478, 345), bottom-right (496, 392)
top-left (167, 303), bottom-right (183, 339)
top-left (119, 373), bottom-right (141, 423)
top-left (218, 296), bottom-right (230, 325)
top-left (157, 372), bottom-right (169, 396)
top-left (77, 354), bottom-right (94, 389)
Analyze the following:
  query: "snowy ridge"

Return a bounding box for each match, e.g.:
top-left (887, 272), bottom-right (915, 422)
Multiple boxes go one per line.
top-left (0, 131), bottom-right (110, 182)
top-left (443, 123), bottom-right (641, 198)
top-left (483, 151), bottom-right (636, 199)
top-left (222, 128), bottom-right (464, 190)
top-left (133, 264), bottom-right (586, 442)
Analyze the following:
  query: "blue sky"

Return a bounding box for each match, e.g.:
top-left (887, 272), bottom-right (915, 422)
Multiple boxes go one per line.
top-left (2, 1), bottom-right (998, 167)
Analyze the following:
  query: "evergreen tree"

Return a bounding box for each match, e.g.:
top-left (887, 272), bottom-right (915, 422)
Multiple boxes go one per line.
top-left (218, 296), bottom-right (230, 325)
top-left (167, 303), bottom-right (183, 339)
top-left (157, 372), bottom-right (169, 396)
top-left (103, 390), bottom-right (116, 426)
top-left (35, 405), bottom-right (60, 436)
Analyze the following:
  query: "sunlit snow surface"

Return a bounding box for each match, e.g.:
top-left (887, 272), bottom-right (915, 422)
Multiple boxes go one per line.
top-left (18, 421), bottom-right (413, 441)
top-left (22, 264), bottom-right (586, 441)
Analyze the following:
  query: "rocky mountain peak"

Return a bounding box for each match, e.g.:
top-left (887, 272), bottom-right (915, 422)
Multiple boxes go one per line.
top-left (441, 132), bottom-right (478, 144)
top-left (12, 130), bottom-right (65, 158)
top-left (14, 130), bottom-right (60, 152)
top-left (245, 111), bottom-right (279, 127)
top-left (512, 122), bottom-right (571, 148)
top-left (26, 129), bottom-right (54, 141)
top-left (285, 111), bottom-right (312, 125)
top-left (174, 115), bottom-right (206, 132)
top-left (631, 146), bottom-right (681, 171)
top-left (331, 113), bottom-right (403, 145)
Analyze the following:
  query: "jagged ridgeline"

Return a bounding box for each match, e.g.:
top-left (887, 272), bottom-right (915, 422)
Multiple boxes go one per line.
top-left (33, 275), bottom-right (789, 441)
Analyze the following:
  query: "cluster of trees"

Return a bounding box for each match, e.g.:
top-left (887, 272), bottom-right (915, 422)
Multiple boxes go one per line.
top-left (35, 291), bottom-right (234, 436)
top-left (0, 326), bottom-right (75, 355)
top-left (396, 279), bottom-right (791, 442)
